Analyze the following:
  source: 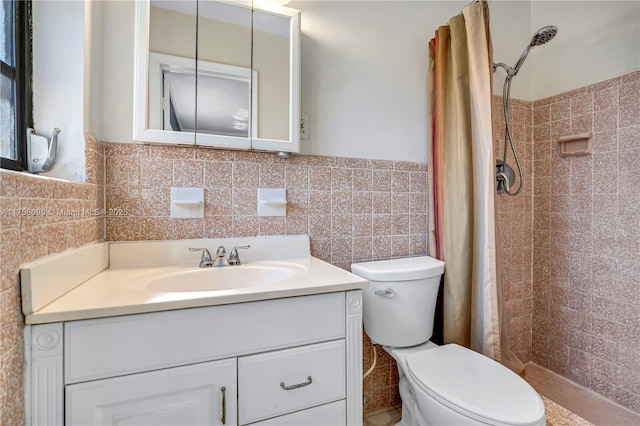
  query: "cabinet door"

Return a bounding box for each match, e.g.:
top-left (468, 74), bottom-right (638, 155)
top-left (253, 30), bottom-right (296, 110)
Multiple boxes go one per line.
top-left (66, 358), bottom-right (236, 426)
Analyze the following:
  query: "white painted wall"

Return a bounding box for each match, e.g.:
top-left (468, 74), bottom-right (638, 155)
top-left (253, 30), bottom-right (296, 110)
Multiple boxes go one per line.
top-left (490, 0), bottom-right (532, 100)
top-left (530, 1), bottom-right (640, 100)
top-left (292, 0), bottom-right (462, 162)
top-left (293, 0), bottom-right (541, 161)
top-left (32, 0), bottom-right (87, 182)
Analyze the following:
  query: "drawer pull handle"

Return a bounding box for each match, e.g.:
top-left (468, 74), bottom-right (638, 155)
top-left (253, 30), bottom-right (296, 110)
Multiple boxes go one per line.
top-left (221, 386), bottom-right (227, 425)
top-left (280, 376), bottom-right (313, 390)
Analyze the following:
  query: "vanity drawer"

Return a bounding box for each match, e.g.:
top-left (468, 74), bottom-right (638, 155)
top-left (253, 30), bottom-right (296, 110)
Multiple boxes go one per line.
top-left (250, 400), bottom-right (346, 426)
top-left (238, 340), bottom-right (346, 425)
top-left (64, 293), bottom-right (345, 384)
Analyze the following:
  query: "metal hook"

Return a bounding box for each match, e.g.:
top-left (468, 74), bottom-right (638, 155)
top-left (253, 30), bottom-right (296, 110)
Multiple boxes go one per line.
top-left (27, 127), bottom-right (61, 173)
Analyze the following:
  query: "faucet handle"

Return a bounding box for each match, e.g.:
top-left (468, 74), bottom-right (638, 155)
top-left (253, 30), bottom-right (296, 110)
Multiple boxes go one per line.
top-left (229, 245), bottom-right (250, 265)
top-left (189, 247), bottom-right (213, 267)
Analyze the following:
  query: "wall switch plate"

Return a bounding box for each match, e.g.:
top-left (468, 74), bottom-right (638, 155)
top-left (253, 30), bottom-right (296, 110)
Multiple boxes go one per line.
top-left (300, 114), bottom-right (309, 140)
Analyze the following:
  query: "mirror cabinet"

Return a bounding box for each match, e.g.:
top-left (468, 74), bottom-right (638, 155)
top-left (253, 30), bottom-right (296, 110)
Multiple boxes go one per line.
top-left (133, 0), bottom-right (301, 153)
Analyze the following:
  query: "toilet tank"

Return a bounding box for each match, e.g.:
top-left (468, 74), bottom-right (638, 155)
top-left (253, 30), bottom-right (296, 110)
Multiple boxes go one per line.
top-left (351, 256), bottom-right (445, 347)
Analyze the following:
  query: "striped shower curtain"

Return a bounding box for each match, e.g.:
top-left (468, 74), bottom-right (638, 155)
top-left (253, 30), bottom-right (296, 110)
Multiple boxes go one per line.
top-left (427, 0), bottom-right (521, 371)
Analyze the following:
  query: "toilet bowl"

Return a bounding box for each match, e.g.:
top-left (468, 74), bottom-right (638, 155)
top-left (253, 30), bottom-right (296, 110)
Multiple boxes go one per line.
top-left (351, 256), bottom-right (545, 426)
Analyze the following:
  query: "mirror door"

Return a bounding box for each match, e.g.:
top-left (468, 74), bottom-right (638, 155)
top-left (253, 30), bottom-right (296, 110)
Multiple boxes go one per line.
top-left (195, 0), bottom-right (252, 149)
top-left (134, 0), bottom-right (198, 145)
top-left (250, 6), bottom-right (300, 153)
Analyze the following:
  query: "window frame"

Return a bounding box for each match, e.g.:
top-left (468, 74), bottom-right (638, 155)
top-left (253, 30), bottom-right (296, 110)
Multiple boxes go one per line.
top-left (1, 0), bottom-right (33, 171)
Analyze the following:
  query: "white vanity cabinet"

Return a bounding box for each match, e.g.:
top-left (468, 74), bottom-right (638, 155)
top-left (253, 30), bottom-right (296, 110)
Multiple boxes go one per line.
top-left (25, 291), bottom-right (363, 426)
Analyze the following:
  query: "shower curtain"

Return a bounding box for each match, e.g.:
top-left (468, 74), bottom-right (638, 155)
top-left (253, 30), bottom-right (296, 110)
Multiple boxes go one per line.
top-left (427, 0), bottom-right (522, 371)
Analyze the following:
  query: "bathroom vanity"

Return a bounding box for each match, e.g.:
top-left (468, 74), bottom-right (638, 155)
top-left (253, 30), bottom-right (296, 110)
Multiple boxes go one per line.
top-left (21, 236), bottom-right (367, 426)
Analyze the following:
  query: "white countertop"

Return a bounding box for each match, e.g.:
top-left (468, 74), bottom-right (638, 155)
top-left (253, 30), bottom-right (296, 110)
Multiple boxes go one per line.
top-left (21, 236), bottom-right (368, 325)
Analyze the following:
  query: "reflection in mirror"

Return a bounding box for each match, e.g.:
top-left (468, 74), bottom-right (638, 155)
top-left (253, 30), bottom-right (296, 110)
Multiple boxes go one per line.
top-left (193, 60), bottom-right (257, 137)
top-left (252, 10), bottom-right (291, 142)
top-left (197, 0), bottom-right (252, 147)
top-left (149, 52), bottom-right (257, 137)
top-left (148, 0), bottom-right (197, 137)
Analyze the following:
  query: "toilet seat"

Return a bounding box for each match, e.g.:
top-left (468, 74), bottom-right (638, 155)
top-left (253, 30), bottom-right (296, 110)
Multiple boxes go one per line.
top-left (405, 344), bottom-right (545, 426)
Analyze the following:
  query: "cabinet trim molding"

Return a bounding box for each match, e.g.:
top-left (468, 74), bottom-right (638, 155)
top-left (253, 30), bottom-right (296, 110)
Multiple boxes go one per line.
top-left (346, 290), bottom-right (363, 424)
top-left (26, 323), bottom-right (64, 425)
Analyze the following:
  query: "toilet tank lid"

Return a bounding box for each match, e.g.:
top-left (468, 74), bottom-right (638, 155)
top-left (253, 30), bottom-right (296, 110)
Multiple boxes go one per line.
top-left (351, 256), bottom-right (444, 281)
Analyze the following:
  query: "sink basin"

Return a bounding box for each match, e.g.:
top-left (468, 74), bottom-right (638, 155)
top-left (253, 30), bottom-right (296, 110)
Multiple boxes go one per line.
top-left (145, 263), bottom-right (305, 293)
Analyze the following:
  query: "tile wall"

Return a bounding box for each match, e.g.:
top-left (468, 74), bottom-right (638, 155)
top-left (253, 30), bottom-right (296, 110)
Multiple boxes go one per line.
top-left (493, 96), bottom-right (535, 364)
top-left (531, 70), bottom-right (640, 413)
top-left (104, 143), bottom-right (429, 411)
top-left (0, 135), bottom-right (105, 424)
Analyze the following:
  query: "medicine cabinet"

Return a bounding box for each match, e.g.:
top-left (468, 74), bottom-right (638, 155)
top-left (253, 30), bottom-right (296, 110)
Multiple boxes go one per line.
top-left (133, 0), bottom-right (301, 153)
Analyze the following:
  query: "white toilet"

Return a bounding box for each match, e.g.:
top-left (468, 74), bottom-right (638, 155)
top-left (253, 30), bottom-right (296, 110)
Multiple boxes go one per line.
top-left (351, 256), bottom-right (545, 426)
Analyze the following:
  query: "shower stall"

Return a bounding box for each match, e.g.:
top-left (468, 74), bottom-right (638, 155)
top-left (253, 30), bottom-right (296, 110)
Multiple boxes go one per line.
top-left (492, 0), bottom-right (640, 415)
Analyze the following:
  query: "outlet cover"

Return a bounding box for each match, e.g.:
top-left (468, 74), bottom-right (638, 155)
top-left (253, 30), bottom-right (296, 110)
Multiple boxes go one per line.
top-left (300, 113), bottom-right (308, 140)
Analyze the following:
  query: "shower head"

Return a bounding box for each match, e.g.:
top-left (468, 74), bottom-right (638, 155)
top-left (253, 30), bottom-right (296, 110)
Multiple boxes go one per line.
top-left (530, 25), bottom-right (558, 46)
top-left (512, 25), bottom-right (558, 76)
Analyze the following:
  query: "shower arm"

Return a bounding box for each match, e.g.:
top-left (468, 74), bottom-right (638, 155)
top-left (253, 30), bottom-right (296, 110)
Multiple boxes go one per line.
top-left (493, 62), bottom-right (514, 76)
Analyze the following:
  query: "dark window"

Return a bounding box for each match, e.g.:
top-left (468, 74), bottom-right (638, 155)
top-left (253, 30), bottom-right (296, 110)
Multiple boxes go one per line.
top-left (1, 0), bottom-right (32, 171)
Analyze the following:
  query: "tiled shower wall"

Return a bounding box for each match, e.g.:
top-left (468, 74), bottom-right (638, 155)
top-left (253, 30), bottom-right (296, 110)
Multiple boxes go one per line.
top-left (531, 70), bottom-right (640, 413)
top-left (104, 143), bottom-right (429, 411)
top-left (492, 96), bottom-right (535, 364)
top-left (0, 136), bottom-right (105, 424)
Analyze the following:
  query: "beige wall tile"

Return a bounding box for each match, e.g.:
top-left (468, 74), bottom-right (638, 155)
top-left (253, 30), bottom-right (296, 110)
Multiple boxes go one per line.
top-left (173, 160), bottom-right (204, 187)
top-left (1, 137), bottom-right (105, 425)
top-left (531, 74), bottom-right (640, 413)
top-left (259, 163), bottom-right (285, 188)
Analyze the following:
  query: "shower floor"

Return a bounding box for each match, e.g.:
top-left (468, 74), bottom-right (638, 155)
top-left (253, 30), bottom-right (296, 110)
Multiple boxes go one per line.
top-left (522, 363), bottom-right (640, 425)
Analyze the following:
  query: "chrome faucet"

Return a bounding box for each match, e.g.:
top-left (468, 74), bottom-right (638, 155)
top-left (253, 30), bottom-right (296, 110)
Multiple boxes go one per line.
top-left (189, 247), bottom-right (213, 267)
top-left (190, 245), bottom-right (250, 267)
top-left (229, 245), bottom-right (250, 265)
top-left (212, 246), bottom-right (230, 267)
